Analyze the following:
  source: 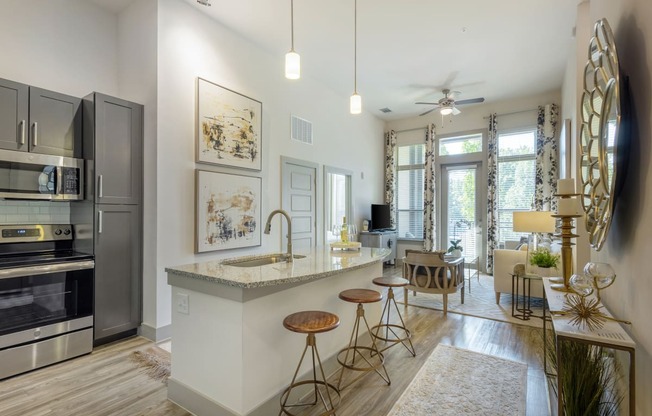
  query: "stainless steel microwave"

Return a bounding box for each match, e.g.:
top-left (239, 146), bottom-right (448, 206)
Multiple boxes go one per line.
top-left (0, 149), bottom-right (83, 201)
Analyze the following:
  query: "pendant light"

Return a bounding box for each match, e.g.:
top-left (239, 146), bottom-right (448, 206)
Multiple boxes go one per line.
top-left (350, 0), bottom-right (361, 114)
top-left (285, 0), bottom-right (300, 80)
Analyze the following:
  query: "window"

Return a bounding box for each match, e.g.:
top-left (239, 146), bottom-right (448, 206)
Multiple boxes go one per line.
top-left (496, 130), bottom-right (537, 244)
top-left (396, 144), bottom-right (424, 239)
top-left (439, 133), bottom-right (483, 156)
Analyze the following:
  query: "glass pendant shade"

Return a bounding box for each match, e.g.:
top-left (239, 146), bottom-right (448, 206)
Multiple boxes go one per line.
top-left (350, 93), bottom-right (362, 114)
top-left (285, 51), bottom-right (300, 79)
top-left (440, 107), bottom-right (454, 116)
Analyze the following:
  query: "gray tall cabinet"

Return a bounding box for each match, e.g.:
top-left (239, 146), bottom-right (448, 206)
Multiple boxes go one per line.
top-left (0, 77), bottom-right (81, 157)
top-left (83, 93), bottom-right (143, 345)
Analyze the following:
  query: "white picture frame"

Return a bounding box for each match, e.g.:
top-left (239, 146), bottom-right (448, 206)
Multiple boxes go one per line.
top-left (196, 78), bottom-right (262, 171)
top-left (196, 170), bottom-right (262, 253)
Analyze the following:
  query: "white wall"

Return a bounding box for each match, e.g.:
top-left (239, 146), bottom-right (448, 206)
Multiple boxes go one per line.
top-left (0, 0), bottom-right (118, 97)
top-left (566, 0), bottom-right (652, 413)
top-left (155, 0), bottom-right (385, 329)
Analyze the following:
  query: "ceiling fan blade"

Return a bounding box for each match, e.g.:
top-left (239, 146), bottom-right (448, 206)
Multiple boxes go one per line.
top-left (419, 107), bottom-right (438, 116)
top-left (415, 102), bottom-right (439, 105)
top-left (455, 97), bottom-right (485, 105)
top-left (448, 90), bottom-right (462, 99)
top-left (452, 107), bottom-right (461, 115)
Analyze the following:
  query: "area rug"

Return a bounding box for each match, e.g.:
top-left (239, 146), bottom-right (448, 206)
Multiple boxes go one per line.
top-left (388, 344), bottom-right (527, 416)
top-left (394, 273), bottom-right (545, 328)
top-left (130, 346), bottom-right (171, 383)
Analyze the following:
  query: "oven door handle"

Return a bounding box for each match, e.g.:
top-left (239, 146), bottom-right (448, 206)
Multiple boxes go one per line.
top-left (0, 260), bottom-right (95, 280)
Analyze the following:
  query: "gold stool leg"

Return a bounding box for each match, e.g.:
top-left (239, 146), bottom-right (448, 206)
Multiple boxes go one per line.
top-left (372, 287), bottom-right (416, 356)
top-left (280, 333), bottom-right (340, 416)
top-left (337, 303), bottom-right (391, 390)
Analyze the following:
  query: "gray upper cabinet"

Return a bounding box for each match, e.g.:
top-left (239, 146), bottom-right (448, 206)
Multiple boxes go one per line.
top-left (87, 93), bottom-right (143, 205)
top-left (29, 87), bottom-right (82, 158)
top-left (0, 78), bottom-right (81, 157)
top-left (0, 78), bottom-right (29, 152)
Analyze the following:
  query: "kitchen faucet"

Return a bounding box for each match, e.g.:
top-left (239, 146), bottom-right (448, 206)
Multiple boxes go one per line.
top-left (264, 209), bottom-right (293, 262)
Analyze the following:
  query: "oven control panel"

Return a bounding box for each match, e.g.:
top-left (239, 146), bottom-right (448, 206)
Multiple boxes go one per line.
top-left (0, 224), bottom-right (73, 243)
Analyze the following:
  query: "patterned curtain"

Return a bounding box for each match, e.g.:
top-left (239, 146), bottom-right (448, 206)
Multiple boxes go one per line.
top-left (423, 123), bottom-right (436, 251)
top-left (384, 130), bottom-right (397, 228)
top-left (534, 104), bottom-right (560, 211)
top-left (486, 113), bottom-right (498, 274)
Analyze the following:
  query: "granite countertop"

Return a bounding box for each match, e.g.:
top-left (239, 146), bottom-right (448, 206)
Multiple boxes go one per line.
top-left (165, 247), bottom-right (390, 289)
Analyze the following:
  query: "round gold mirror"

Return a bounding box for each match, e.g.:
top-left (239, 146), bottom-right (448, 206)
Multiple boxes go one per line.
top-left (579, 18), bottom-right (620, 251)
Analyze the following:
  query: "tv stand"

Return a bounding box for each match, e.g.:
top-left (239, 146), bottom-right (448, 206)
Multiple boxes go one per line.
top-left (360, 230), bottom-right (397, 265)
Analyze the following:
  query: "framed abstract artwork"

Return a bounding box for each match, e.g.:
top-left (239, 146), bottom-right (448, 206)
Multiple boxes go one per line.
top-left (196, 170), bottom-right (261, 253)
top-left (196, 78), bottom-right (262, 170)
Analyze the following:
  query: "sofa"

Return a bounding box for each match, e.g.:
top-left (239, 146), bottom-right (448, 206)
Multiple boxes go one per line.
top-left (492, 248), bottom-right (544, 304)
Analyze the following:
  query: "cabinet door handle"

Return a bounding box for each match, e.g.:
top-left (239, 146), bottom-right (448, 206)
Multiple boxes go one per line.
top-left (98, 175), bottom-right (103, 198)
top-left (19, 120), bottom-right (25, 145)
top-left (32, 122), bottom-right (38, 146)
top-left (98, 210), bottom-right (103, 234)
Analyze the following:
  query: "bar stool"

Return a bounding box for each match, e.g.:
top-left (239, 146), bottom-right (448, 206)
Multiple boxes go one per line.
top-left (371, 276), bottom-right (416, 357)
top-left (280, 310), bottom-right (341, 416)
top-left (336, 289), bottom-right (391, 390)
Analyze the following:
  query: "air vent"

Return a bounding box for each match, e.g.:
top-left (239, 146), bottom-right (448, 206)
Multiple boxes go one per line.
top-left (379, 107), bottom-right (392, 113)
top-left (291, 115), bottom-right (313, 145)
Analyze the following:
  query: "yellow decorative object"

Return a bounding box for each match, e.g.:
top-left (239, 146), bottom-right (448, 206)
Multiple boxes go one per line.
top-left (330, 241), bottom-right (361, 251)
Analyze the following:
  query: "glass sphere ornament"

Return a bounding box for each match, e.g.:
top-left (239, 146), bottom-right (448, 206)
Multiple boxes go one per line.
top-left (569, 273), bottom-right (594, 297)
top-left (583, 262), bottom-right (616, 302)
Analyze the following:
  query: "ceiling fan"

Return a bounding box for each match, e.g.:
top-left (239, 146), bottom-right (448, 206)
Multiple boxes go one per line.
top-left (415, 89), bottom-right (485, 117)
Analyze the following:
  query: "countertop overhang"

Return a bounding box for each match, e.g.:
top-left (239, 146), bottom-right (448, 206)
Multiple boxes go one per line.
top-left (166, 247), bottom-right (391, 290)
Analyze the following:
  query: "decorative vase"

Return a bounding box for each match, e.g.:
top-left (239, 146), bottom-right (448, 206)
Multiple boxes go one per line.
top-left (450, 249), bottom-right (462, 258)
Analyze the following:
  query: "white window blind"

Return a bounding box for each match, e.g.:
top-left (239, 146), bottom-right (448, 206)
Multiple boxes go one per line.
top-left (497, 130), bottom-right (536, 245)
top-left (396, 144), bottom-right (425, 239)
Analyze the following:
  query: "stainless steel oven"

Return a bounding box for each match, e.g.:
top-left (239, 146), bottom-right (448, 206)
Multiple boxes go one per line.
top-left (0, 149), bottom-right (83, 201)
top-left (0, 224), bottom-right (93, 379)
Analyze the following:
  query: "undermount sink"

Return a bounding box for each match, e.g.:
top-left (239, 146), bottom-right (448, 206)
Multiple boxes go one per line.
top-left (223, 254), bottom-right (306, 267)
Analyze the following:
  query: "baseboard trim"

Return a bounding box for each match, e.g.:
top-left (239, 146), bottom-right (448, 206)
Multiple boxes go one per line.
top-left (139, 323), bottom-right (171, 342)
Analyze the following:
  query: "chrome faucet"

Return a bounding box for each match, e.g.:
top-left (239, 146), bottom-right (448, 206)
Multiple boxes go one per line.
top-left (264, 209), bottom-right (293, 262)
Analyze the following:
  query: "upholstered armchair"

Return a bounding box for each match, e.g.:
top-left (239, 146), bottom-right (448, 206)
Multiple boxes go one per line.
top-left (402, 250), bottom-right (465, 315)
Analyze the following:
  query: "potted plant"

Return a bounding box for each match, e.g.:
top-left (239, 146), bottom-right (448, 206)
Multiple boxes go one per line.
top-left (447, 239), bottom-right (463, 258)
top-left (528, 248), bottom-right (559, 276)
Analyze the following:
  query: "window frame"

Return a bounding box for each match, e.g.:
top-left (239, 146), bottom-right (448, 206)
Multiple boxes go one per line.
top-left (495, 127), bottom-right (538, 246)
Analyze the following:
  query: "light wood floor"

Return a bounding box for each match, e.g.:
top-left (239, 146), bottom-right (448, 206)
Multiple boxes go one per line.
top-left (0, 266), bottom-right (552, 416)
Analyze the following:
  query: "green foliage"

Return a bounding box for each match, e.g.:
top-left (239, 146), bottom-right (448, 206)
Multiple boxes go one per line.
top-left (545, 331), bottom-right (622, 416)
top-left (447, 239), bottom-right (463, 253)
top-left (528, 248), bottom-right (559, 268)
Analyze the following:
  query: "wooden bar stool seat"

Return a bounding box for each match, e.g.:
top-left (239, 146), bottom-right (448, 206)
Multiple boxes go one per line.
top-left (336, 289), bottom-right (391, 390)
top-left (280, 311), bottom-right (341, 416)
top-left (371, 276), bottom-right (416, 357)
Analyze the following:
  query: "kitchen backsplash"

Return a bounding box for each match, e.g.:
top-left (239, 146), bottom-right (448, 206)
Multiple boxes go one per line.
top-left (0, 201), bottom-right (70, 225)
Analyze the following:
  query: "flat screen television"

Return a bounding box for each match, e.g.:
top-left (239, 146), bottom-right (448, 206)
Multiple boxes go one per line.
top-left (371, 204), bottom-right (393, 231)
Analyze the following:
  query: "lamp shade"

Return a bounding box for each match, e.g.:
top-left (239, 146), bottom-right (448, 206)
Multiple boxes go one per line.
top-left (285, 51), bottom-right (300, 79)
top-left (513, 211), bottom-right (556, 233)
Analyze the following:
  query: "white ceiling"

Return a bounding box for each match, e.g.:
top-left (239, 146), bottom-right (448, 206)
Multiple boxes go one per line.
top-left (90, 0), bottom-right (579, 120)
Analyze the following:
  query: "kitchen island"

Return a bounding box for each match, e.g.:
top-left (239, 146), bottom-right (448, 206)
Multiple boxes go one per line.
top-left (165, 247), bottom-right (390, 416)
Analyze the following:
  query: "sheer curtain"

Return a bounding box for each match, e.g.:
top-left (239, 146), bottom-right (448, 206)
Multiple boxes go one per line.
top-left (384, 130), bottom-right (397, 228)
top-left (534, 104), bottom-right (559, 211)
top-left (423, 123), bottom-right (436, 251)
top-left (486, 113), bottom-right (498, 274)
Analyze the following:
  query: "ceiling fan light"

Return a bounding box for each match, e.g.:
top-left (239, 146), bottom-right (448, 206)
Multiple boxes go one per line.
top-left (350, 93), bottom-right (362, 114)
top-left (285, 51), bottom-right (301, 79)
top-left (440, 107), bottom-right (454, 116)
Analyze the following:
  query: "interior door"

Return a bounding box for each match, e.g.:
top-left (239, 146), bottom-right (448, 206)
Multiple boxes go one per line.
top-left (441, 163), bottom-right (482, 261)
top-left (281, 158), bottom-right (317, 251)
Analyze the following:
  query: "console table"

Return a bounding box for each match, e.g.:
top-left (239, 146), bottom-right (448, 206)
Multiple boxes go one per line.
top-left (542, 278), bottom-right (636, 415)
top-left (359, 230), bottom-right (397, 264)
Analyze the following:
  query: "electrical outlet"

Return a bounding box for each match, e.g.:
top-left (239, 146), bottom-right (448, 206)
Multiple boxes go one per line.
top-left (176, 293), bottom-right (189, 314)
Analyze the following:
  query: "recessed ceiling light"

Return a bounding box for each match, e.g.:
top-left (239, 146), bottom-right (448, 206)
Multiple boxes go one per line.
top-left (197, 0), bottom-right (211, 6)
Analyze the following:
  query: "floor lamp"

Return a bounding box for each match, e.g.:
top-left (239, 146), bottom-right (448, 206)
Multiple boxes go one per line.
top-left (513, 211), bottom-right (556, 274)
